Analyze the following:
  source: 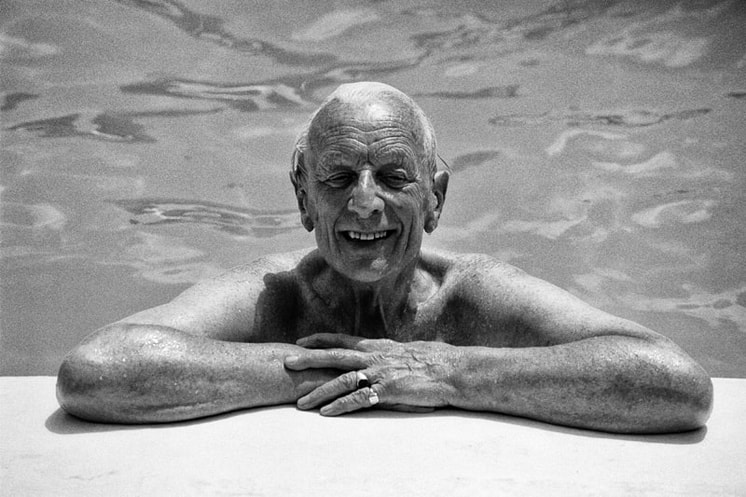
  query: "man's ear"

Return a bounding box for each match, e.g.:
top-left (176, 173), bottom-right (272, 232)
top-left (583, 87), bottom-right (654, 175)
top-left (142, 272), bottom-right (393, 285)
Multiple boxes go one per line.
top-left (289, 170), bottom-right (314, 232)
top-left (425, 170), bottom-right (449, 233)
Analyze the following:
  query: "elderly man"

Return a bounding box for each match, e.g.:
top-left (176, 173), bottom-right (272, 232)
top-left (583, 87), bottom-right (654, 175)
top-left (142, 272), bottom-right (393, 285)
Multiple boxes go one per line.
top-left (57, 82), bottom-right (712, 433)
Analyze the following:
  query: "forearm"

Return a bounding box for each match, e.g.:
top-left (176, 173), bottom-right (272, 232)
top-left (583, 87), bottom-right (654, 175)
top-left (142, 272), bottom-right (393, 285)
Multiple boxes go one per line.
top-left (447, 336), bottom-right (713, 433)
top-left (57, 324), bottom-right (337, 423)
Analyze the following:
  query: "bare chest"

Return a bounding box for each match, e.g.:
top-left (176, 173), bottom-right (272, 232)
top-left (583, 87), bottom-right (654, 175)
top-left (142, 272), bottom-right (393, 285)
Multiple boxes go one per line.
top-left (251, 286), bottom-right (501, 346)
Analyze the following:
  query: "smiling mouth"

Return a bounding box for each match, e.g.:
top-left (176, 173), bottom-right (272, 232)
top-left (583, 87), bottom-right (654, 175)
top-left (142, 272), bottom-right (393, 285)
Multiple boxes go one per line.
top-left (343, 230), bottom-right (395, 241)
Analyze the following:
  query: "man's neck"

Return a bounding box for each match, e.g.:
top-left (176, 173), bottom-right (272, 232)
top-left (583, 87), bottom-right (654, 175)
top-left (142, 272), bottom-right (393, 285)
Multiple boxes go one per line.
top-left (311, 256), bottom-right (437, 337)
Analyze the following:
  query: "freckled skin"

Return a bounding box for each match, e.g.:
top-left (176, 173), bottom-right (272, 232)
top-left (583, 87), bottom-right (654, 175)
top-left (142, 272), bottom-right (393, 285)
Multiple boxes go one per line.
top-left (56, 82), bottom-right (713, 433)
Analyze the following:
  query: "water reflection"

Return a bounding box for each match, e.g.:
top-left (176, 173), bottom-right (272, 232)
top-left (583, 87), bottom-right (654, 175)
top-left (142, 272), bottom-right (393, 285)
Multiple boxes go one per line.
top-left (1, 92), bottom-right (38, 111)
top-left (112, 198), bottom-right (300, 237)
top-left (8, 113), bottom-right (156, 143)
top-left (112, 0), bottom-right (336, 66)
top-left (120, 79), bottom-right (312, 112)
top-left (408, 0), bottom-right (619, 51)
top-left (449, 151), bottom-right (502, 172)
top-left (415, 85), bottom-right (520, 99)
top-left (117, 56), bottom-right (425, 112)
top-left (120, 79), bottom-right (520, 112)
top-left (489, 108), bottom-right (712, 128)
top-left (1, 0), bottom-right (745, 376)
top-left (7, 109), bottom-right (224, 142)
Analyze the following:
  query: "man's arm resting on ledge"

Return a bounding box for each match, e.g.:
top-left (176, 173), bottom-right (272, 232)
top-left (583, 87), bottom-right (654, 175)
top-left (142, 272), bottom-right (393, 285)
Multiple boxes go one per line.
top-left (56, 323), bottom-right (338, 423)
top-left (446, 335), bottom-right (713, 433)
top-left (287, 332), bottom-right (711, 434)
top-left (446, 259), bottom-right (714, 433)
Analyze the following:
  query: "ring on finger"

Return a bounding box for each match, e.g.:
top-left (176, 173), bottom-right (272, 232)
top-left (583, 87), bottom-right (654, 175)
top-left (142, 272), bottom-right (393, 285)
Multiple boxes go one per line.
top-left (355, 371), bottom-right (370, 390)
top-left (368, 390), bottom-right (379, 406)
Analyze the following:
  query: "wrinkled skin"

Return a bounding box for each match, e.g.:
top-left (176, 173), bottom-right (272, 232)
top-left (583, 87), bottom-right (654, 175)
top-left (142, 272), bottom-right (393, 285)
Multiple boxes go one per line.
top-left (56, 82), bottom-right (713, 433)
top-left (287, 333), bottom-right (454, 415)
top-left (301, 92), bottom-right (439, 283)
top-left (289, 82), bottom-right (449, 338)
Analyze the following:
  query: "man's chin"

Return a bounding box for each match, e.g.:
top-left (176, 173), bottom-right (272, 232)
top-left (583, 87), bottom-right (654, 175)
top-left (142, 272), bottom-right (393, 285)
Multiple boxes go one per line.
top-left (321, 235), bottom-right (411, 282)
top-left (336, 257), bottom-right (391, 283)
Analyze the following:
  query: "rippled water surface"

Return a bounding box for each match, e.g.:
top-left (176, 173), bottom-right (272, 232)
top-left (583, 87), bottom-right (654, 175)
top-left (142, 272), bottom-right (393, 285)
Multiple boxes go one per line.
top-left (2, 0), bottom-right (745, 376)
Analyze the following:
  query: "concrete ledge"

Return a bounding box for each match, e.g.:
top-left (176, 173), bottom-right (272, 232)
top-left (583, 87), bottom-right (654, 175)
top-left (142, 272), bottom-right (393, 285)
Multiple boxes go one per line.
top-left (2, 377), bottom-right (744, 496)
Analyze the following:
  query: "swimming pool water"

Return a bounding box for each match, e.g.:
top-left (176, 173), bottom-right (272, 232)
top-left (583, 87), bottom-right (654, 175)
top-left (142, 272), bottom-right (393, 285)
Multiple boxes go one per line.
top-left (2, 0), bottom-right (745, 376)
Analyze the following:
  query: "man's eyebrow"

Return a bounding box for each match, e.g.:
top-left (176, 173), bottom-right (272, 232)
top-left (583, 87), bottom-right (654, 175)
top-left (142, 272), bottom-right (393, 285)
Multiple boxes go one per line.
top-left (372, 149), bottom-right (417, 167)
top-left (312, 158), bottom-right (356, 178)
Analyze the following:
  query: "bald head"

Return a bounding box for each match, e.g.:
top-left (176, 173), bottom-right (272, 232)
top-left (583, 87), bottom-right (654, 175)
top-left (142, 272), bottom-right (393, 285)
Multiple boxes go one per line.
top-left (291, 82), bottom-right (437, 187)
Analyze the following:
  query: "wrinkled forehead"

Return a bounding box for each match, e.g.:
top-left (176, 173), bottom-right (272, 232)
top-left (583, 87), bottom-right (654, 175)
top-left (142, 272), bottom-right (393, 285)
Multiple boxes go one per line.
top-left (307, 89), bottom-right (426, 152)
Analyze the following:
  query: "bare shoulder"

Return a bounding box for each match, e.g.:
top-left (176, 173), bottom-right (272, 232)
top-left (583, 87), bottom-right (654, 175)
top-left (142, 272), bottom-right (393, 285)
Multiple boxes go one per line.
top-left (420, 248), bottom-right (543, 317)
top-left (212, 248), bottom-right (313, 281)
top-left (420, 249), bottom-right (659, 346)
top-left (419, 248), bottom-right (525, 285)
top-left (118, 248), bottom-right (316, 341)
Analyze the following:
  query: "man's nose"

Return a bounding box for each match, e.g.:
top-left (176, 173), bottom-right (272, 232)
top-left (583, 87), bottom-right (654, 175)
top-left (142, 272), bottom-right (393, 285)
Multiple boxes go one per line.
top-left (348, 170), bottom-right (384, 218)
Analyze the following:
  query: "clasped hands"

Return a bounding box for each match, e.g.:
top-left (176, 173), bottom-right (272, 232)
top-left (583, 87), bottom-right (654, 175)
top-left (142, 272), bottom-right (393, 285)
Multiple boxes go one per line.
top-left (284, 333), bottom-right (458, 416)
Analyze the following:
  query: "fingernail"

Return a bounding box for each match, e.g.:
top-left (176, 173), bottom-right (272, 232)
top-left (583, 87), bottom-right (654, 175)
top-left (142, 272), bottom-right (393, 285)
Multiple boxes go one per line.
top-left (285, 355), bottom-right (298, 366)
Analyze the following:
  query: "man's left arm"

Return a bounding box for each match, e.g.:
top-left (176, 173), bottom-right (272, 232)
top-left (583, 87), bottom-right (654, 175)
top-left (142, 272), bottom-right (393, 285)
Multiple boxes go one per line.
top-left (284, 261), bottom-right (713, 434)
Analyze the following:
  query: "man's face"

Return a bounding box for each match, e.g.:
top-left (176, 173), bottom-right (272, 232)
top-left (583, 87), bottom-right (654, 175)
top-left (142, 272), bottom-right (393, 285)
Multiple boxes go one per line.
top-left (301, 97), bottom-right (438, 282)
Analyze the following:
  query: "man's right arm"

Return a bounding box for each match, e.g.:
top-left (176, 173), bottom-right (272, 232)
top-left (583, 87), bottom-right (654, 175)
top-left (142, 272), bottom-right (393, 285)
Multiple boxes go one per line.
top-left (57, 323), bottom-right (337, 423)
top-left (56, 251), bottom-right (337, 423)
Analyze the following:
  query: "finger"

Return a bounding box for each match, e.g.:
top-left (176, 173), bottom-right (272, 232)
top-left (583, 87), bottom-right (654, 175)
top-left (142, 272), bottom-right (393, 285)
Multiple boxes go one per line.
top-left (319, 386), bottom-right (381, 417)
top-left (296, 371), bottom-right (360, 410)
top-left (285, 349), bottom-right (368, 371)
top-left (297, 333), bottom-right (363, 349)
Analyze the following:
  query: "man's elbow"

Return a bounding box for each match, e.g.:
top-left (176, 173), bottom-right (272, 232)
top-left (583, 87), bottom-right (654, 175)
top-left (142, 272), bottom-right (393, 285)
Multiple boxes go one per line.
top-left (675, 361), bottom-right (713, 431)
top-left (647, 355), bottom-right (713, 433)
top-left (56, 322), bottom-right (181, 422)
top-left (56, 359), bottom-right (82, 414)
top-left (616, 341), bottom-right (713, 434)
top-left (55, 333), bottom-right (131, 423)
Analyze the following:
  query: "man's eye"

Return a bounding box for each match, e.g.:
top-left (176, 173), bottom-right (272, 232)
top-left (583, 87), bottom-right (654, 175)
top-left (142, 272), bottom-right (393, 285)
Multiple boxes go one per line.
top-left (381, 173), bottom-right (411, 189)
top-left (324, 173), bottom-right (354, 188)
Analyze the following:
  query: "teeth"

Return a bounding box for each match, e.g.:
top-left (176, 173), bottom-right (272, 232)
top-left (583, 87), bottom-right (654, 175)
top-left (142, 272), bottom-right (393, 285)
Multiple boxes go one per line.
top-left (347, 231), bottom-right (389, 241)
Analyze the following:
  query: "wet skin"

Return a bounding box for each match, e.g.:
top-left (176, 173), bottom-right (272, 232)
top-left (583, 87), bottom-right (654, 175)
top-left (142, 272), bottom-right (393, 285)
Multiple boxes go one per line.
top-left (56, 82), bottom-right (713, 433)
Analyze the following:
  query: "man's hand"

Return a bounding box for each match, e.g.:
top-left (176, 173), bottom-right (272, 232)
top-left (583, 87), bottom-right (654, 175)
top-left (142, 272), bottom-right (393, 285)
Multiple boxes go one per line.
top-left (284, 333), bottom-right (459, 416)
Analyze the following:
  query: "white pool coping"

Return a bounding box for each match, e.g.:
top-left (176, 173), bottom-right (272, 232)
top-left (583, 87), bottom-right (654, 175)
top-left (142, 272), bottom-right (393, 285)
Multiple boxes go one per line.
top-left (2, 376), bottom-right (744, 496)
